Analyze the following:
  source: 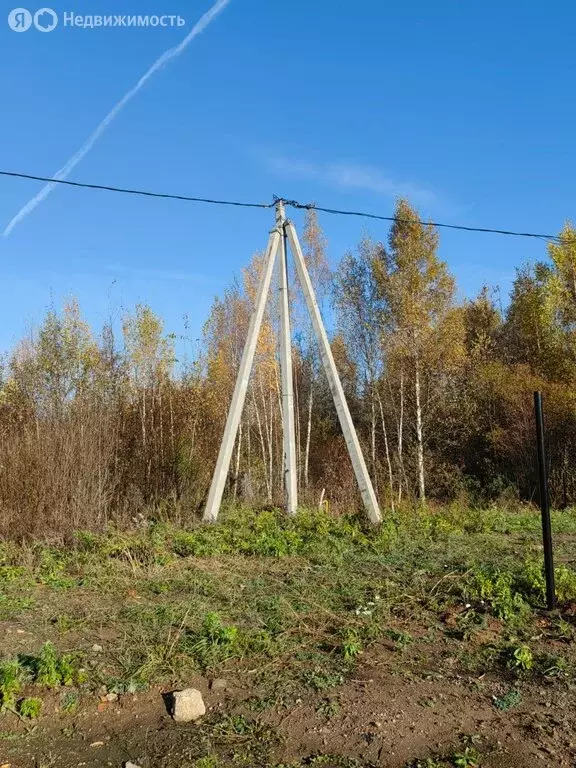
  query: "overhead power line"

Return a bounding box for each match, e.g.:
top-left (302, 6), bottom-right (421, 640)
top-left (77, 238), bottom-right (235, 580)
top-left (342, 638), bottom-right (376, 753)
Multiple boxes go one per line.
top-left (0, 170), bottom-right (273, 210)
top-left (0, 169), bottom-right (572, 244)
top-left (288, 200), bottom-right (564, 243)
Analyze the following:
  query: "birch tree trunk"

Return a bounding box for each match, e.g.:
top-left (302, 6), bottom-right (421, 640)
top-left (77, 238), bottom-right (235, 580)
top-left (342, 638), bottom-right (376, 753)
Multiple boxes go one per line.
top-left (233, 421), bottom-right (242, 500)
top-left (253, 393), bottom-right (271, 499)
top-left (257, 379), bottom-right (273, 501)
top-left (158, 386), bottom-right (164, 465)
top-left (268, 390), bottom-right (274, 500)
top-left (247, 416), bottom-right (252, 497)
top-left (294, 369), bottom-right (301, 485)
top-left (414, 359), bottom-right (425, 503)
top-left (304, 388), bottom-right (313, 489)
top-left (377, 391), bottom-right (395, 513)
top-left (370, 393), bottom-right (376, 470)
top-left (370, 391), bottom-right (378, 494)
top-left (397, 369), bottom-right (405, 504)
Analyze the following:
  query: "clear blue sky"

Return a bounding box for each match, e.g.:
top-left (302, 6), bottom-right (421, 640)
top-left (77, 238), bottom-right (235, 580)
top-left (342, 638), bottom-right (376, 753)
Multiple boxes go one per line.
top-left (1, 0), bottom-right (575, 358)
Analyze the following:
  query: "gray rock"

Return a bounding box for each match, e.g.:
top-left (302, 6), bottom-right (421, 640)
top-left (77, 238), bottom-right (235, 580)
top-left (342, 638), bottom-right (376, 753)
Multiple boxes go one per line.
top-left (124, 763), bottom-right (142, 768)
top-left (170, 688), bottom-right (206, 723)
top-left (210, 678), bottom-right (228, 691)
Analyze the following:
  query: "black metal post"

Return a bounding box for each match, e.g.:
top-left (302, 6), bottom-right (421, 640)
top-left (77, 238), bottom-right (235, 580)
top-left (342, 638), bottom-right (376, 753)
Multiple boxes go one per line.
top-left (534, 391), bottom-right (556, 610)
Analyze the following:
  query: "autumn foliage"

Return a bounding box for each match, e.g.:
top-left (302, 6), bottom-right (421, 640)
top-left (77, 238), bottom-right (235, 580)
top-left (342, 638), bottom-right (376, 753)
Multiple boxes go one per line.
top-left (1, 202), bottom-right (575, 538)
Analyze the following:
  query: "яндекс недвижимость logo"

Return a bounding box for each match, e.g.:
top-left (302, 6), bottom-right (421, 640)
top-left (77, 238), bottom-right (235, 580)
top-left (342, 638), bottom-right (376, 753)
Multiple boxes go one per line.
top-left (7, 9), bottom-right (186, 31)
top-left (8, 7), bottom-right (58, 31)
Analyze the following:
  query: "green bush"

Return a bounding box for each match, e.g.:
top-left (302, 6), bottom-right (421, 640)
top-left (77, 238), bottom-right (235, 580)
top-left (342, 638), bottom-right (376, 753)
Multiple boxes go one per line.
top-left (466, 557), bottom-right (576, 620)
top-left (516, 558), bottom-right (576, 605)
top-left (185, 612), bottom-right (241, 670)
top-left (0, 659), bottom-right (23, 710)
top-left (20, 642), bottom-right (85, 688)
top-left (467, 567), bottom-right (529, 623)
top-left (507, 644), bottom-right (534, 671)
top-left (18, 696), bottom-right (42, 719)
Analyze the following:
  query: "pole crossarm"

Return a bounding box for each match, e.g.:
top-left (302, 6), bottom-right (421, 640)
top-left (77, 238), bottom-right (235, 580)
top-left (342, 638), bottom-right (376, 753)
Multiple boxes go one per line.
top-left (203, 205), bottom-right (381, 525)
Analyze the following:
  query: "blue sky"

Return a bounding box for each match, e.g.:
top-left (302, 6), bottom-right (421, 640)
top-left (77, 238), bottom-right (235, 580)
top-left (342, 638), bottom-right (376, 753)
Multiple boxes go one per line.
top-left (1, 0), bottom-right (575, 358)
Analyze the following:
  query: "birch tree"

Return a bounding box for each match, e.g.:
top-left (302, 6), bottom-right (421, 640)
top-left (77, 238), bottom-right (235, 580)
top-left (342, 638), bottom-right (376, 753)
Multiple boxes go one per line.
top-left (548, 223), bottom-right (576, 322)
top-left (374, 199), bottom-right (464, 503)
top-left (295, 210), bottom-right (330, 491)
top-left (123, 305), bottom-right (175, 495)
top-left (503, 263), bottom-right (571, 381)
top-left (333, 237), bottom-right (395, 508)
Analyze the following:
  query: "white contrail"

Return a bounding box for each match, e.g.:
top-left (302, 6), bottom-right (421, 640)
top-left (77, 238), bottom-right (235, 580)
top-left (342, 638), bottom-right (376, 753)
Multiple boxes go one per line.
top-left (3, 0), bottom-right (232, 238)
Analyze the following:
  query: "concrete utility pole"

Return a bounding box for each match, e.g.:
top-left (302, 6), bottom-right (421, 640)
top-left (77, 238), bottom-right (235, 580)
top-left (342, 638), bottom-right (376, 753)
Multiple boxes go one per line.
top-left (203, 202), bottom-right (381, 525)
top-left (285, 221), bottom-right (381, 525)
top-left (277, 201), bottom-right (298, 514)
top-left (203, 221), bottom-right (281, 523)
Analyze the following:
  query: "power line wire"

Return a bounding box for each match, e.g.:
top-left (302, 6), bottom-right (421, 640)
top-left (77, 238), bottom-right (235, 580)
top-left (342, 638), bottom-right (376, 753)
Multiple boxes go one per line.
top-left (1, 169), bottom-right (572, 244)
top-left (290, 201), bottom-right (562, 243)
top-left (0, 170), bottom-right (274, 210)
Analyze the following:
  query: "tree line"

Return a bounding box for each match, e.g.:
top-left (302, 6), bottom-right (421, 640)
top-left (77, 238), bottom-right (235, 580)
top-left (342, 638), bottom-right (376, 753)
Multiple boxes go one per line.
top-left (1, 199), bottom-right (575, 538)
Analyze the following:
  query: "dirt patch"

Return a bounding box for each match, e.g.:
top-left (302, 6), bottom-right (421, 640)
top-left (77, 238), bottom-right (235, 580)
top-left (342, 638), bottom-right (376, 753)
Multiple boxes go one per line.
top-left (3, 647), bottom-right (576, 767)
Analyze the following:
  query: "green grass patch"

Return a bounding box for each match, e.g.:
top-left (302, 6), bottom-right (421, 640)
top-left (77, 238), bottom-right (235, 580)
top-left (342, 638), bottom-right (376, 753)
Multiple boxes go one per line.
top-left (0, 503), bottom-right (574, 726)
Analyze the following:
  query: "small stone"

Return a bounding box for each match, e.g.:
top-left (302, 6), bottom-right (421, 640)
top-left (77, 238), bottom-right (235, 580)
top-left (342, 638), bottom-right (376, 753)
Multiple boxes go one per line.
top-left (92, 644), bottom-right (103, 652)
top-left (210, 678), bottom-right (228, 691)
top-left (105, 692), bottom-right (118, 702)
top-left (170, 688), bottom-right (205, 723)
top-left (124, 763), bottom-right (142, 768)
top-left (89, 741), bottom-right (104, 748)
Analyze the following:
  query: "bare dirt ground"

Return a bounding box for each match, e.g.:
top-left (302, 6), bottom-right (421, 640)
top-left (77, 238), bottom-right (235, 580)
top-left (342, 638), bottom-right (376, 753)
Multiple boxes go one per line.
top-left (3, 654), bottom-right (576, 768)
top-left (3, 624), bottom-right (576, 767)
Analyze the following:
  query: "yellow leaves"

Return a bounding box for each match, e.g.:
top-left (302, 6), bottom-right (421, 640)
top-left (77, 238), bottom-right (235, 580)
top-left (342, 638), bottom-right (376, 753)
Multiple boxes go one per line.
top-left (505, 261), bottom-right (576, 382)
top-left (0, 375), bottom-right (21, 406)
top-left (431, 307), bottom-right (466, 372)
top-left (9, 298), bottom-right (104, 410)
top-left (548, 222), bottom-right (576, 275)
top-left (379, 199), bottom-right (460, 366)
top-left (240, 252), bottom-right (278, 392)
top-left (203, 251), bottom-right (279, 414)
top-left (123, 304), bottom-right (175, 387)
top-left (464, 287), bottom-right (502, 362)
top-left (330, 334), bottom-right (357, 386)
top-left (303, 209), bottom-right (330, 295)
top-left (547, 222), bottom-right (576, 319)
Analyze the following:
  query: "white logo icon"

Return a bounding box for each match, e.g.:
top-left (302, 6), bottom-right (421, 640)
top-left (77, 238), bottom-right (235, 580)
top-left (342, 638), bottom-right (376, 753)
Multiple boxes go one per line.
top-left (8, 7), bottom-right (58, 31)
top-left (8, 7), bottom-right (32, 31)
top-left (33, 7), bottom-right (58, 31)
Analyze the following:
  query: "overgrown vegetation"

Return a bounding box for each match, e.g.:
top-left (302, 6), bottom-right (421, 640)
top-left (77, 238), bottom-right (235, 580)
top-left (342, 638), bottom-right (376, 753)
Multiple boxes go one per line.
top-left (1, 204), bottom-right (576, 537)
